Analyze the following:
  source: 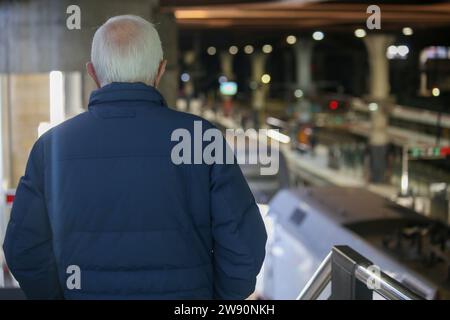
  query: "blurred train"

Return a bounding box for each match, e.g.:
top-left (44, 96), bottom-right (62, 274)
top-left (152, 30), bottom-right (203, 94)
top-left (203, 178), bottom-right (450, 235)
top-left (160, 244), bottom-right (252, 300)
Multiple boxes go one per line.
top-left (262, 187), bottom-right (450, 300)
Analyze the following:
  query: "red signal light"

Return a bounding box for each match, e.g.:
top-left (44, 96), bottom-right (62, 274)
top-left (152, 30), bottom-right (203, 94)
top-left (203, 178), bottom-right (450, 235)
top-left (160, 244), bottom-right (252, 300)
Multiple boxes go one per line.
top-left (6, 194), bottom-right (15, 205)
top-left (441, 147), bottom-right (450, 156)
top-left (5, 190), bottom-right (15, 206)
top-left (329, 100), bottom-right (339, 110)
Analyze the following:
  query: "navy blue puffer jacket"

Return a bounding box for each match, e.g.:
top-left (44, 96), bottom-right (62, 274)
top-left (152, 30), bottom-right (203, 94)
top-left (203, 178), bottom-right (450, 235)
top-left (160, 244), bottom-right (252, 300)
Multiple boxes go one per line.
top-left (3, 82), bottom-right (267, 299)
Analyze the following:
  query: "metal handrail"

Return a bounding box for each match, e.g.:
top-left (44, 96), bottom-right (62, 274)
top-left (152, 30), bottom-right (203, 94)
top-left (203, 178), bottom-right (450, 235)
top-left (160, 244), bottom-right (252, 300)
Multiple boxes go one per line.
top-left (297, 245), bottom-right (424, 300)
top-left (296, 251), bottom-right (332, 300)
top-left (354, 265), bottom-right (422, 300)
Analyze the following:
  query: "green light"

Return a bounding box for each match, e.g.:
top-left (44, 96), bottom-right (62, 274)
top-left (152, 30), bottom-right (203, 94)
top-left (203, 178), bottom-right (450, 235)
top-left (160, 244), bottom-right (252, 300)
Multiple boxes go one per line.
top-left (434, 148), bottom-right (440, 156)
top-left (411, 148), bottom-right (421, 157)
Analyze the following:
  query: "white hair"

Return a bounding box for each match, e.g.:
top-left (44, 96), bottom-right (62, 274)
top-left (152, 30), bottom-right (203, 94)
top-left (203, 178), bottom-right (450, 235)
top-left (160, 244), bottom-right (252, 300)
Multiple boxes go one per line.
top-left (91, 15), bottom-right (163, 87)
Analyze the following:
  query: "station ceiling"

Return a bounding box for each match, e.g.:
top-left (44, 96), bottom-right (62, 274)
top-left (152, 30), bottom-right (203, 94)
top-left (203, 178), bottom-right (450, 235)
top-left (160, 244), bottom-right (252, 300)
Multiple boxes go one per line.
top-left (161, 0), bottom-right (450, 31)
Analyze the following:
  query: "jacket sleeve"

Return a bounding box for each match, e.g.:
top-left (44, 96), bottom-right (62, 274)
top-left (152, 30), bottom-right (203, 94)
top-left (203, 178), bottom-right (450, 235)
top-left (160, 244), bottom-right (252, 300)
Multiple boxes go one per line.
top-left (210, 142), bottom-right (267, 300)
top-left (2, 139), bottom-right (63, 299)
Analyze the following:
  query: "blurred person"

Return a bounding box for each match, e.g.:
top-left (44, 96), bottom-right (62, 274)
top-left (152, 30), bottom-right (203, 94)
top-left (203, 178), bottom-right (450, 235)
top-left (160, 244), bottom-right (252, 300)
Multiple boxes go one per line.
top-left (3, 15), bottom-right (267, 300)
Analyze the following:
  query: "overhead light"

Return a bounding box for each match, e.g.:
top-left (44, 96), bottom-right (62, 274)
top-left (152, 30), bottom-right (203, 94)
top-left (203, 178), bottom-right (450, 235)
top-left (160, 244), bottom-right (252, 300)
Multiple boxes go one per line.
top-left (262, 44), bottom-right (273, 54)
top-left (354, 28), bottom-right (366, 38)
top-left (218, 76), bottom-right (228, 84)
top-left (402, 27), bottom-right (413, 36)
top-left (387, 45), bottom-right (409, 59)
top-left (207, 46), bottom-right (216, 55)
top-left (398, 45), bottom-right (409, 57)
top-left (387, 45), bottom-right (398, 59)
top-left (294, 89), bottom-right (304, 98)
top-left (432, 87), bottom-right (440, 97)
top-left (286, 35), bottom-right (297, 45)
top-left (368, 102), bottom-right (378, 112)
top-left (261, 74), bottom-right (271, 84)
top-left (180, 73), bottom-right (190, 82)
top-left (244, 45), bottom-right (254, 54)
top-left (312, 31), bottom-right (324, 41)
top-left (229, 45), bottom-right (238, 55)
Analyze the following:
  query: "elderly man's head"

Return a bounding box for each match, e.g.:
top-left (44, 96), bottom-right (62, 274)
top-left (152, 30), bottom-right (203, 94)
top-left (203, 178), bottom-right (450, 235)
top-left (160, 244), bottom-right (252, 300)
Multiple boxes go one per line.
top-left (87, 15), bottom-right (166, 88)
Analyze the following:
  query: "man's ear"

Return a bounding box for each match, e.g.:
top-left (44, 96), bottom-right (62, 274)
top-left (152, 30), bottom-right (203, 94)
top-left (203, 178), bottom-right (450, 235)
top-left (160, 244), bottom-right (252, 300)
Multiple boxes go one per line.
top-left (86, 62), bottom-right (101, 88)
top-left (154, 59), bottom-right (167, 88)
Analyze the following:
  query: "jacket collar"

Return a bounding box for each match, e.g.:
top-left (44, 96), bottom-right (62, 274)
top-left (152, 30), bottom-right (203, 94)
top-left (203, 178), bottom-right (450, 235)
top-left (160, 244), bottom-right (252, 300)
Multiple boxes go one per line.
top-left (88, 82), bottom-right (167, 108)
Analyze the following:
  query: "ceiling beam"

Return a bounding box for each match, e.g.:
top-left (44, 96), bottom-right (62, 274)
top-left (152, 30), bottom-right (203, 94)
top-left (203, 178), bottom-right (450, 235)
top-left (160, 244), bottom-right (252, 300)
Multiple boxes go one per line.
top-left (162, 1), bottom-right (450, 30)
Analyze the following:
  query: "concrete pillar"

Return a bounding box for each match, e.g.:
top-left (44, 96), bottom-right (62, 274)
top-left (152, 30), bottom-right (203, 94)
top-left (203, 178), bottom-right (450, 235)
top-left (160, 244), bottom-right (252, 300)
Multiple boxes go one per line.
top-left (250, 53), bottom-right (268, 128)
top-left (364, 35), bottom-right (394, 100)
top-left (181, 51), bottom-right (196, 112)
top-left (363, 34), bottom-right (395, 183)
top-left (292, 40), bottom-right (314, 131)
top-left (220, 52), bottom-right (235, 81)
top-left (294, 40), bottom-right (313, 95)
top-left (155, 12), bottom-right (179, 108)
top-left (219, 52), bottom-right (236, 117)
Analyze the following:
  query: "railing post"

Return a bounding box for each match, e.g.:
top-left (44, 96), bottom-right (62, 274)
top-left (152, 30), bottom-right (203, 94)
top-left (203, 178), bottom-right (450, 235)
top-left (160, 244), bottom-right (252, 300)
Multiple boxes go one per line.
top-left (330, 246), bottom-right (372, 300)
top-left (297, 245), bottom-right (424, 300)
